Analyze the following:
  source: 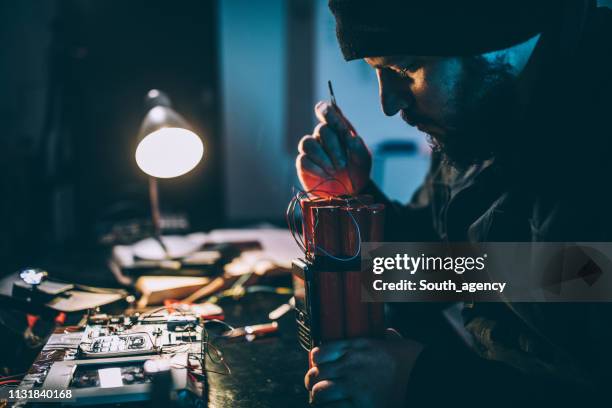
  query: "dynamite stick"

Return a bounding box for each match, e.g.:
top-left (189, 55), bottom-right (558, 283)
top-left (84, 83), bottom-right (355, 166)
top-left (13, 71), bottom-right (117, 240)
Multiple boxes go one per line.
top-left (312, 206), bottom-right (344, 341)
top-left (367, 204), bottom-right (386, 337)
top-left (301, 197), bottom-right (344, 258)
top-left (368, 203), bottom-right (385, 242)
top-left (300, 195), bottom-right (373, 257)
top-left (340, 206), bottom-right (371, 338)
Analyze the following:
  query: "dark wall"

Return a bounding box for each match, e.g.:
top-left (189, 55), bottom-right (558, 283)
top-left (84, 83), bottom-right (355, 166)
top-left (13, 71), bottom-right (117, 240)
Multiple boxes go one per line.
top-left (0, 1), bottom-right (57, 268)
top-left (0, 0), bottom-right (223, 266)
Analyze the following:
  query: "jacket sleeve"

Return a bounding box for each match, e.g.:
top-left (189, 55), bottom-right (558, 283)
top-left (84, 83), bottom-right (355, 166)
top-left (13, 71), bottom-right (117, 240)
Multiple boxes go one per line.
top-left (361, 152), bottom-right (447, 242)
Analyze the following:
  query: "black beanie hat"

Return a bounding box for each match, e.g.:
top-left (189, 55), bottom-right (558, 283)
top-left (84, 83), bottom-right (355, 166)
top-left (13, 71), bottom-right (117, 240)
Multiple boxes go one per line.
top-left (329, 0), bottom-right (569, 59)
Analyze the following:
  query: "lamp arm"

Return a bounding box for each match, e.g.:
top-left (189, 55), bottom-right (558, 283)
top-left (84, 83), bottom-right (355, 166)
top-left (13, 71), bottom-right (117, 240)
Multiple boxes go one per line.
top-left (148, 176), bottom-right (169, 257)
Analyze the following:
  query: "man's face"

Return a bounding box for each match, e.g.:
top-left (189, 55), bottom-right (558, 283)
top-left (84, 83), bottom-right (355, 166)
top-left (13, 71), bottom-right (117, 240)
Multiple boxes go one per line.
top-left (365, 55), bottom-right (519, 167)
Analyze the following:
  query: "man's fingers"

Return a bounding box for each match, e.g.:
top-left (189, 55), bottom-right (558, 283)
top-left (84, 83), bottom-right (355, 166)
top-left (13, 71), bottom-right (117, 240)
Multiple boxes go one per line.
top-left (314, 123), bottom-right (347, 170)
top-left (296, 154), bottom-right (329, 178)
top-left (313, 102), bottom-right (370, 167)
top-left (310, 379), bottom-right (349, 406)
top-left (305, 358), bottom-right (350, 391)
top-left (311, 338), bottom-right (371, 366)
top-left (298, 135), bottom-right (335, 174)
top-left (296, 154), bottom-right (331, 192)
top-left (311, 344), bottom-right (347, 366)
top-left (305, 366), bottom-right (318, 390)
top-left (346, 135), bottom-right (371, 167)
top-left (315, 101), bottom-right (353, 141)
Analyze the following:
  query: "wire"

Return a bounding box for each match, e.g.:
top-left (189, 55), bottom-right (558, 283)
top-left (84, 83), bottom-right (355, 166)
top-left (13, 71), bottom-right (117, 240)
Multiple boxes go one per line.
top-left (311, 205), bottom-right (361, 262)
top-left (198, 320), bottom-right (232, 376)
top-left (286, 177), bottom-right (367, 262)
top-left (139, 306), bottom-right (170, 319)
top-left (0, 373), bottom-right (25, 381)
top-left (203, 319), bottom-right (235, 331)
top-left (287, 179), bottom-right (352, 258)
top-left (160, 344), bottom-right (191, 354)
top-left (286, 181), bottom-right (348, 257)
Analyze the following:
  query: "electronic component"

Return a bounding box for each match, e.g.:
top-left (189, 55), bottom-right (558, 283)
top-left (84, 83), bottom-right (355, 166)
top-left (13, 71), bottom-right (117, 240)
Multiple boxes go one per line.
top-left (71, 363), bottom-right (149, 388)
top-left (167, 315), bottom-right (198, 331)
top-left (79, 334), bottom-right (156, 358)
top-left (87, 313), bottom-right (110, 325)
top-left (78, 310), bottom-right (203, 359)
top-left (292, 259), bottom-right (385, 352)
top-left (42, 354), bottom-right (196, 406)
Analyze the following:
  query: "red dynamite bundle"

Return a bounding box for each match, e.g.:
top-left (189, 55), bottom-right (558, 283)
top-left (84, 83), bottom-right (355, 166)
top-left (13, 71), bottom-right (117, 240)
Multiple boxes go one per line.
top-left (292, 195), bottom-right (385, 355)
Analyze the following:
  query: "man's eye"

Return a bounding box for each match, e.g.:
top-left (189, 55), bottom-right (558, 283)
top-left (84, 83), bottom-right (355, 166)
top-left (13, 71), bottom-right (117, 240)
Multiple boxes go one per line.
top-left (398, 68), bottom-right (413, 78)
top-left (398, 64), bottom-right (420, 78)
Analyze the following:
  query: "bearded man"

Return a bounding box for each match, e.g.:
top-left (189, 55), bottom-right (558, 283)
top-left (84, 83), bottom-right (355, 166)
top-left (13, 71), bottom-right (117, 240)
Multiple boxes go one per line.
top-left (296, 1), bottom-right (612, 406)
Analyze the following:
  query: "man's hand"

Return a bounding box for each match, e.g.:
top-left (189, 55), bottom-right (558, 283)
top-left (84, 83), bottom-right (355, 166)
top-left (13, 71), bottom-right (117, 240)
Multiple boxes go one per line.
top-left (296, 101), bottom-right (372, 196)
top-left (305, 331), bottom-right (424, 407)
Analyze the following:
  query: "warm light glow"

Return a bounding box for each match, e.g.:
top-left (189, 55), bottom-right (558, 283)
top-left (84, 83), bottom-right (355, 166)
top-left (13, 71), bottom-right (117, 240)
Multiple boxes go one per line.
top-left (135, 127), bottom-right (204, 178)
top-left (147, 89), bottom-right (160, 99)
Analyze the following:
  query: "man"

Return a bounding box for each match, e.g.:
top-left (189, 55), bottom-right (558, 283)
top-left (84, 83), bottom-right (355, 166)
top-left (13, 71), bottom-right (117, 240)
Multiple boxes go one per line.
top-left (297, 0), bottom-right (612, 406)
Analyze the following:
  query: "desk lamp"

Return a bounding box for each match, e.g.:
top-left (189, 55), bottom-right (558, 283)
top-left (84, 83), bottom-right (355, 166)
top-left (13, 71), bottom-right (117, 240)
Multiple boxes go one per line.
top-left (135, 89), bottom-right (204, 255)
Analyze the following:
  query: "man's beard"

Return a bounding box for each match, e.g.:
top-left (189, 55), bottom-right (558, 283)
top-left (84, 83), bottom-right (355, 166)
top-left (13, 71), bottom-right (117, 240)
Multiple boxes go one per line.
top-left (404, 56), bottom-right (521, 169)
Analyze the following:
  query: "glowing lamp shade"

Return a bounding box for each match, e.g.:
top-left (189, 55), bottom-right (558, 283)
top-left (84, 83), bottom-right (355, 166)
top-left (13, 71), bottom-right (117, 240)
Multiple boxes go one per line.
top-left (135, 90), bottom-right (204, 252)
top-left (135, 127), bottom-right (204, 178)
top-left (135, 90), bottom-right (204, 179)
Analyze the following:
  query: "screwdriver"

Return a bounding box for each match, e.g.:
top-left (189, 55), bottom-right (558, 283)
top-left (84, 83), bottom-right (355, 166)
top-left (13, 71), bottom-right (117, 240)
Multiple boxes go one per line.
top-left (327, 80), bottom-right (356, 194)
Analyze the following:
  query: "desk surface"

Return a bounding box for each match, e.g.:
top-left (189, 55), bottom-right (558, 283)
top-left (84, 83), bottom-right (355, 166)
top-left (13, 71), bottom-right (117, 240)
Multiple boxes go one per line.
top-left (3, 234), bottom-right (310, 406)
top-left (18, 290), bottom-right (309, 407)
top-left (206, 292), bottom-right (309, 408)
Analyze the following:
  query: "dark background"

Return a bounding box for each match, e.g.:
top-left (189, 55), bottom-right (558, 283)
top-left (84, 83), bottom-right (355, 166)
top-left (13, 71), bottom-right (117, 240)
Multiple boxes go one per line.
top-left (0, 0), bottom-right (224, 270)
top-left (5, 0), bottom-right (610, 276)
top-left (0, 0), bottom-right (435, 275)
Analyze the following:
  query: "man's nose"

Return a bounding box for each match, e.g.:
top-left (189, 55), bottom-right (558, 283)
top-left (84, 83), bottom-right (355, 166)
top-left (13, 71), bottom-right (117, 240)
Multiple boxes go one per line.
top-left (377, 69), bottom-right (412, 117)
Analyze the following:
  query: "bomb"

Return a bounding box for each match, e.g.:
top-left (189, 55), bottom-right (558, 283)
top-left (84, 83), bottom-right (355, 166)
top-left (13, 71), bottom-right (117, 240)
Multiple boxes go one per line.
top-left (291, 196), bottom-right (386, 355)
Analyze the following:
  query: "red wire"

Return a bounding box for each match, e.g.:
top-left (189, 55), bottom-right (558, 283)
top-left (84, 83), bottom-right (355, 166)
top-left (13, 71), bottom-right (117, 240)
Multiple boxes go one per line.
top-left (0, 373), bottom-right (25, 381)
top-left (0, 379), bottom-right (20, 385)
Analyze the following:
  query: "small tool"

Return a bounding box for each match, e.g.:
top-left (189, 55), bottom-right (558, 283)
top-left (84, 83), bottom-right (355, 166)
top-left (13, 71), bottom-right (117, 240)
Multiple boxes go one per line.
top-left (222, 321), bottom-right (279, 342)
top-left (327, 80), bottom-right (357, 193)
top-left (327, 80), bottom-right (357, 137)
top-left (268, 297), bottom-right (296, 320)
